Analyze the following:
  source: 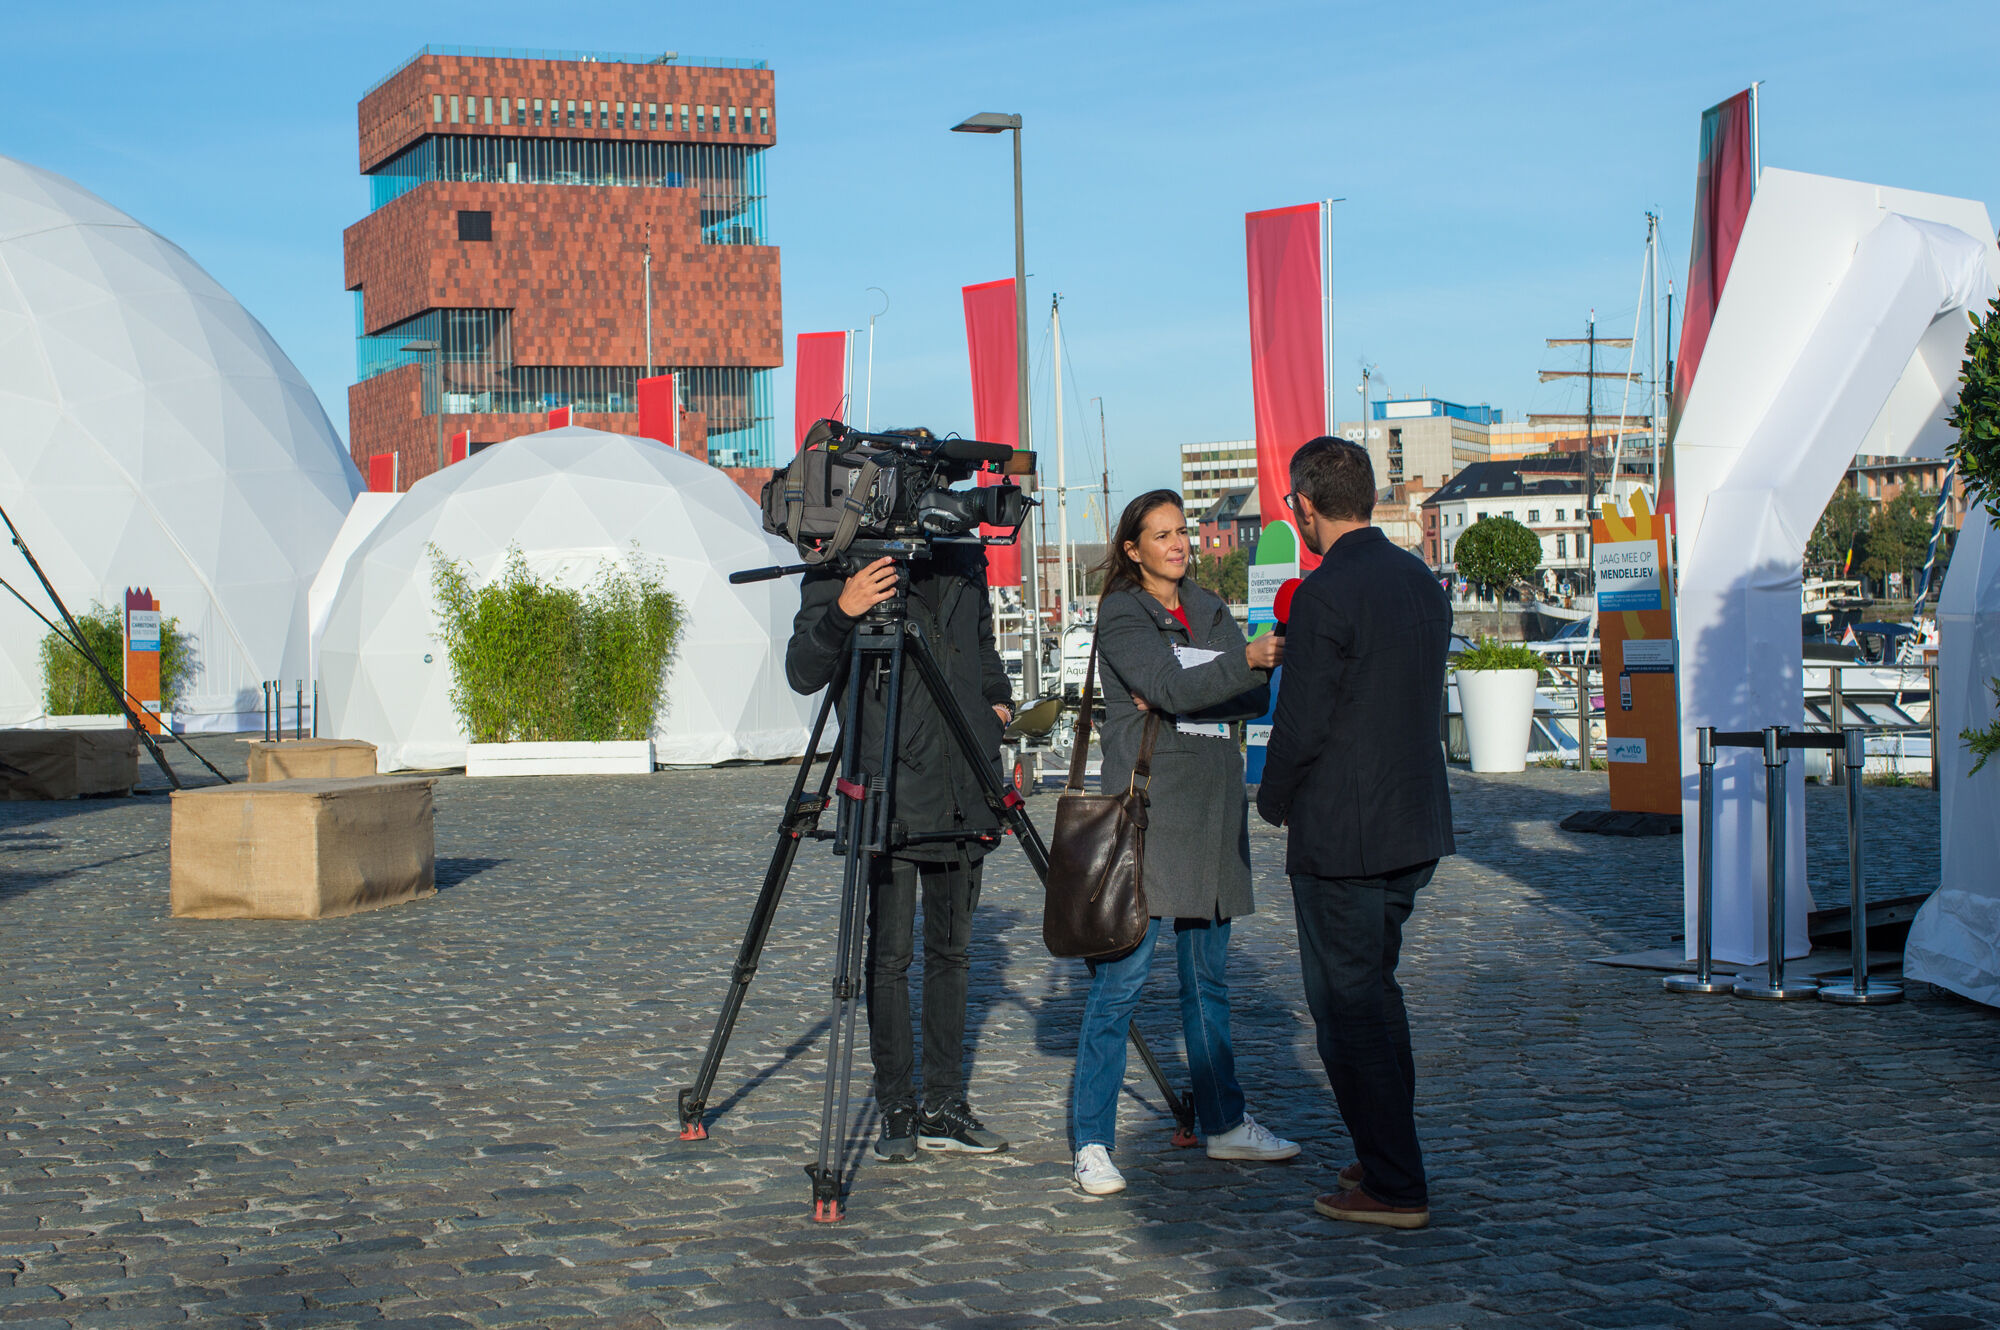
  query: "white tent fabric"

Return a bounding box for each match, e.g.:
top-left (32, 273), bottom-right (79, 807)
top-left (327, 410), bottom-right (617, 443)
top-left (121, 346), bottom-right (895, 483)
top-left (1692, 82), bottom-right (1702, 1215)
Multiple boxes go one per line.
top-left (1904, 511), bottom-right (2000, 1002)
top-left (316, 426), bottom-right (822, 769)
top-left (0, 154), bottom-right (362, 730)
top-left (307, 492), bottom-right (400, 687)
top-left (1672, 169), bottom-right (2000, 965)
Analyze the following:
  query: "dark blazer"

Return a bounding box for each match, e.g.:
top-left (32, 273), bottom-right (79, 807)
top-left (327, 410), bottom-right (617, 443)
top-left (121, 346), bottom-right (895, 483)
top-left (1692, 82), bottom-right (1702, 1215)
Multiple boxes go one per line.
top-left (787, 546), bottom-right (1012, 861)
top-left (1255, 526), bottom-right (1456, 878)
top-left (1094, 581), bottom-right (1270, 920)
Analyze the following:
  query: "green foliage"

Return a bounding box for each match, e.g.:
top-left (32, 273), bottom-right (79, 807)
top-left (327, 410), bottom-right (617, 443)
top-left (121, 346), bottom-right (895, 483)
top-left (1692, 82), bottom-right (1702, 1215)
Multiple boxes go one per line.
top-left (1861, 488), bottom-right (1945, 590)
top-left (1451, 635), bottom-right (1546, 676)
top-left (430, 544), bottom-right (684, 744)
top-left (1192, 546), bottom-right (1248, 603)
top-left (1963, 678), bottom-right (2000, 777)
top-left (1806, 485), bottom-right (1870, 573)
top-left (1947, 294), bottom-right (2000, 525)
top-left (39, 603), bottom-right (195, 715)
top-left (1451, 516), bottom-right (1542, 593)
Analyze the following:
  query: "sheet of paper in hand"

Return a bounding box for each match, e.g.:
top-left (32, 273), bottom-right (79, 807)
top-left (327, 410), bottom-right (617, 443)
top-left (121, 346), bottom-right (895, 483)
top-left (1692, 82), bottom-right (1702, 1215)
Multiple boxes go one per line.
top-left (1171, 645), bottom-right (1230, 737)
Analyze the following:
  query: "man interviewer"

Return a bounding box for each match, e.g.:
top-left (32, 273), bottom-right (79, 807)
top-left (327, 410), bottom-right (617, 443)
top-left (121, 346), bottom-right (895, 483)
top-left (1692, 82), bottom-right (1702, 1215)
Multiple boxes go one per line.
top-left (788, 548), bottom-right (1015, 1160)
top-left (1255, 436), bottom-right (1455, 1230)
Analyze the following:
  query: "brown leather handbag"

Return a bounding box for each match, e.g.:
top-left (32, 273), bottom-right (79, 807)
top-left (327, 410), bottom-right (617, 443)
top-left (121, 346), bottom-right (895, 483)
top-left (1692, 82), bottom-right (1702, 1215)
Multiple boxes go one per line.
top-left (1042, 630), bottom-right (1157, 959)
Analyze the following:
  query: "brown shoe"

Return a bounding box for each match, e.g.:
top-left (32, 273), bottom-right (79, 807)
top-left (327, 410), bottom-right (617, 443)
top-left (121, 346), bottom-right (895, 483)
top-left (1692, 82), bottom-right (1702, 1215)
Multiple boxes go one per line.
top-left (1314, 1188), bottom-right (1429, 1229)
top-left (1337, 1162), bottom-right (1364, 1192)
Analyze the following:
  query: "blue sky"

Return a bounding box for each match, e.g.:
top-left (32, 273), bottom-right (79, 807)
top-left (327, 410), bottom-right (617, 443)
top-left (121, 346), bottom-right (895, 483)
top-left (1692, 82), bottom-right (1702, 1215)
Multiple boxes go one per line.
top-left (9, 0), bottom-right (1999, 519)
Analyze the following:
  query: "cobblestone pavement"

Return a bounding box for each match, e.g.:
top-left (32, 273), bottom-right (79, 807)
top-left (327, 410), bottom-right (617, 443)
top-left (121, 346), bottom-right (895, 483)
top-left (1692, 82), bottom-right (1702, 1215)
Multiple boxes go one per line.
top-left (3, 739), bottom-right (1995, 1329)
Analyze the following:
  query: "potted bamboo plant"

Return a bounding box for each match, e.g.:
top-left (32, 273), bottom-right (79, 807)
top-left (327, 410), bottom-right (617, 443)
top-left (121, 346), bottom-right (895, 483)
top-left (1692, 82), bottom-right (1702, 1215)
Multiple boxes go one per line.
top-left (1452, 637), bottom-right (1546, 773)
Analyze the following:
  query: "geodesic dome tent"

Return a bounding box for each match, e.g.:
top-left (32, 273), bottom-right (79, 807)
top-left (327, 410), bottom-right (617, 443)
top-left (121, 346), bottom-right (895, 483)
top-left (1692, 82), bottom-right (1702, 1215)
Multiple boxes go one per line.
top-left (0, 154), bottom-right (362, 729)
top-left (315, 426), bottom-right (823, 769)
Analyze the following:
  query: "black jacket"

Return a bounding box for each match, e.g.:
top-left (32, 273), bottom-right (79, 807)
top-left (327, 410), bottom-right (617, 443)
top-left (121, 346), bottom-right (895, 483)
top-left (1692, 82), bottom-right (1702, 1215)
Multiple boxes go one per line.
top-left (786, 547), bottom-right (1012, 862)
top-left (1255, 526), bottom-right (1456, 878)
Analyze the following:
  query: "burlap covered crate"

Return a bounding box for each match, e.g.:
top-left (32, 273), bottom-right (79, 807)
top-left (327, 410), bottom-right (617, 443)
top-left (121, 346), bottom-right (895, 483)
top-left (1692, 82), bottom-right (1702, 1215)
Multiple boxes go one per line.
top-left (170, 777), bottom-right (436, 919)
top-left (0, 728), bottom-right (140, 800)
top-left (246, 738), bottom-right (379, 783)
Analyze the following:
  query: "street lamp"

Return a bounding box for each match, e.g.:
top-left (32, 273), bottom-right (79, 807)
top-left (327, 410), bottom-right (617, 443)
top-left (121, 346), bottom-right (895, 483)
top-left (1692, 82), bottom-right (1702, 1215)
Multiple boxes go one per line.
top-left (951, 110), bottom-right (1042, 709)
top-left (400, 338), bottom-right (445, 472)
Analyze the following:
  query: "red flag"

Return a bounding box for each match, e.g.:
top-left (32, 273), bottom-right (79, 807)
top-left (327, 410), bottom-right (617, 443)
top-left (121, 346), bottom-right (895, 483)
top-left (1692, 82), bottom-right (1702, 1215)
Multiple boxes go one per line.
top-left (1246, 203), bottom-right (1326, 569)
top-left (637, 373), bottom-right (682, 452)
top-left (1666, 87), bottom-right (1757, 520)
top-left (793, 331), bottom-right (849, 451)
top-left (548, 405), bottom-right (573, 429)
top-left (367, 453), bottom-right (397, 493)
top-left (963, 279), bottom-right (1022, 587)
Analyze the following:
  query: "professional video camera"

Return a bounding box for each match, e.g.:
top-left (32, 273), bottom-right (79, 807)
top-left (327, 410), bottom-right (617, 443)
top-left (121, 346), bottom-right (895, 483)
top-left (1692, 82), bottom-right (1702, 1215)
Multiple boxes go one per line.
top-left (759, 418), bottom-right (1034, 567)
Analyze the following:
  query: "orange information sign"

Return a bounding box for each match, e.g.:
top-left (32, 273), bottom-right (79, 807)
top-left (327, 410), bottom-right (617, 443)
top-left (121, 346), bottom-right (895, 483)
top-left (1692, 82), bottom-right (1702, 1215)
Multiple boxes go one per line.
top-left (1591, 493), bottom-right (1680, 813)
top-left (123, 587), bottom-right (162, 734)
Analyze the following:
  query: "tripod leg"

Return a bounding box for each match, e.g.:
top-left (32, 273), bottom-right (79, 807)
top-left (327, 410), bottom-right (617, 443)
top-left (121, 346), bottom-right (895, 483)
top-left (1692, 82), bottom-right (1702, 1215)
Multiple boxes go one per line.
top-left (807, 625), bottom-right (904, 1223)
top-left (905, 633), bottom-right (1200, 1146)
top-left (678, 689), bottom-right (839, 1140)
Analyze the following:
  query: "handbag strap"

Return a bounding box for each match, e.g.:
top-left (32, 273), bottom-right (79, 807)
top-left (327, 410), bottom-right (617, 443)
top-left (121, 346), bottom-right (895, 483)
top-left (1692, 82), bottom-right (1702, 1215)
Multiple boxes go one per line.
top-left (1064, 610), bottom-right (1161, 795)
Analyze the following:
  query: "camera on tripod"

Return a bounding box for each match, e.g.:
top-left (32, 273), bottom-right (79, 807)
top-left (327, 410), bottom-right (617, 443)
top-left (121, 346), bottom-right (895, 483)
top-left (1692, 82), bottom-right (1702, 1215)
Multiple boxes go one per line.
top-left (758, 419), bottom-right (1034, 569)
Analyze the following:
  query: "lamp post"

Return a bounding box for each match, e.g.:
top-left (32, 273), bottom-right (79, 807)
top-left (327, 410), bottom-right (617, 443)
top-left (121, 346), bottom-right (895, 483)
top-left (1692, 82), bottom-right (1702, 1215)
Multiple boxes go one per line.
top-left (401, 338), bottom-right (444, 472)
top-left (864, 287), bottom-right (887, 432)
top-left (952, 111), bottom-right (1042, 708)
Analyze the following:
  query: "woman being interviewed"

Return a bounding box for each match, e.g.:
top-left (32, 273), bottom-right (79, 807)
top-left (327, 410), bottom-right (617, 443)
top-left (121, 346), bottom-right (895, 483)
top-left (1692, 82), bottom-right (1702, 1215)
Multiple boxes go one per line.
top-left (1071, 489), bottom-right (1299, 1197)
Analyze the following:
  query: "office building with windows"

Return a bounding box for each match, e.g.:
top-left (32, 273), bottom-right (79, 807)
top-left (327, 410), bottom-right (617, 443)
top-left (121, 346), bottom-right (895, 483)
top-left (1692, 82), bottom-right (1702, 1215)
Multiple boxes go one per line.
top-left (1178, 440), bottom-right (1257, 521)
top-left (344, 46), bottom-right (781, 486)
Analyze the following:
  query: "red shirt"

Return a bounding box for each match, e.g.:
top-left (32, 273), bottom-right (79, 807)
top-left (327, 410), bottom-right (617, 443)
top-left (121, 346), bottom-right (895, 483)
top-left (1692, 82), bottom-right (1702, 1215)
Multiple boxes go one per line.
top-left (1167, 604), bottom-right (1190, 633)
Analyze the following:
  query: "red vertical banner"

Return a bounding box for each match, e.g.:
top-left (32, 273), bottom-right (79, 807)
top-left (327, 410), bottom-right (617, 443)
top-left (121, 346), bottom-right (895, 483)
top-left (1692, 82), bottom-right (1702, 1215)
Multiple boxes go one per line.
top-left (1666, 86), bottom-right (1757, 521)
top-left (963, 278), bottom-right (1022, 587)
top-left (448, 431), bottom-right (470, 464)
top-left (636, 373), bottom-right (678, 448)
top-left (794, 331), bottom-right (850, 450)
top-left (548, 405), bottom-right (573, 429)
top-left (367, 453), bottom-right (396, 493)
top-left (1245, 203), bottom-right (1327, 570)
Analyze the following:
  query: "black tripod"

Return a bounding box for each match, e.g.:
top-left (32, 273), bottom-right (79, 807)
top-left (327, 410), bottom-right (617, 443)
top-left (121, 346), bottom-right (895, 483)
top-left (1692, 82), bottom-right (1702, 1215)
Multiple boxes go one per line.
top-left (677, 581), bottom-right (1196, 1223)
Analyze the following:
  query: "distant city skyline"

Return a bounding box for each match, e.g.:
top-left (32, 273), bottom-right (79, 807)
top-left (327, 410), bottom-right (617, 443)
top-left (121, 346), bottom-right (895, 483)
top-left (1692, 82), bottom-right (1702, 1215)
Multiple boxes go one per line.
top-left (9, 0), bottom-right (1998, 518)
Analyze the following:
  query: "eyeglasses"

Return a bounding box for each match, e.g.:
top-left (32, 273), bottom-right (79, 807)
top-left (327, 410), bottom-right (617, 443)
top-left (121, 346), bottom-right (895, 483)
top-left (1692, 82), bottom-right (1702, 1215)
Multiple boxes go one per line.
top-left (1282, 491), bottom-right (1300, 512)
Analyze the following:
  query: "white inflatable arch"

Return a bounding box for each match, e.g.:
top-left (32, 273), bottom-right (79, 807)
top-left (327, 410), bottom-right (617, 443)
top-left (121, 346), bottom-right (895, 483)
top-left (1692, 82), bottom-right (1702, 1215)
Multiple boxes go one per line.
top-left (1674, 168), bottom-right (2000, 969)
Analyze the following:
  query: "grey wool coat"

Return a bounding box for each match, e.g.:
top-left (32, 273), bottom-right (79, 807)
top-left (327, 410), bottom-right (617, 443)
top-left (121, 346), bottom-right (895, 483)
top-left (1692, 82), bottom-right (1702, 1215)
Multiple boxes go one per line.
top-left (1092, 580), bottom-right (1272, 921)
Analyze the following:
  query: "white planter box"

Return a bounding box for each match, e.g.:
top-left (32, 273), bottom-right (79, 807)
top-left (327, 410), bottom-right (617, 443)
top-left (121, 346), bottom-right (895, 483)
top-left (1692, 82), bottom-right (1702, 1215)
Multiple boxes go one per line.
top-left (1455, 669), bottom-right (1540, 773)
top-left (34, 714), bottom-right (132, 730)
top-left (464, 740), bottom-right (656, 777)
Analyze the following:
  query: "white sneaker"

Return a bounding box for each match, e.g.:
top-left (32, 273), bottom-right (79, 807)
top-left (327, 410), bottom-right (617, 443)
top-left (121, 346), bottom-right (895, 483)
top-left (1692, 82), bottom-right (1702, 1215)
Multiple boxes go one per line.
top-left (1205, 1112), bottom-right (1300, 1161)
top-left (1073, 1144), bottom-right (1126, 1195)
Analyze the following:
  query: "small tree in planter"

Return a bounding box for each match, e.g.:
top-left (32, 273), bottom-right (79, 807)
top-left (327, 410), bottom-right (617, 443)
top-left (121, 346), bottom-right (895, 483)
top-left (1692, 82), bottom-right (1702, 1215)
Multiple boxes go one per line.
top-left (1452, 636), bottom-right (1546, 773)
top-left (1947, 293), bottom-right (2000, 775)
top-left (39, 603), bottom-right (195, 717)
top-left (429, 545), bottom-right (684, 749)
top-left (1452, 516), bottom-right (1543, 602)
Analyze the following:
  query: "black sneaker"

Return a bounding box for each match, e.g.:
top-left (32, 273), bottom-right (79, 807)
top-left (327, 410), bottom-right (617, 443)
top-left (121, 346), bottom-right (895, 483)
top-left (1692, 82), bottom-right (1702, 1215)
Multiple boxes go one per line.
top-left (918, 1101), bottom-right (1007, 1154)
top-left (874, 1105), bottom-right (918, 1162)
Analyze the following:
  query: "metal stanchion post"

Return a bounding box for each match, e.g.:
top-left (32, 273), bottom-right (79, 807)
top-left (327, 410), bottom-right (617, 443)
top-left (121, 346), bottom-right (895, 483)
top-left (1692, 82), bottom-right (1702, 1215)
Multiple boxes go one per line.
top-left (262, 681), bottom-right (272, 741)
top-left (295, 680), bottom-right (304, 741)
top-left (1735, 725), bottom-right (1820, 1000)
top-left (312, 681), bottom-right (319, 738)
top-left (1821, 727), bottom-right (1903, 1005)
top-left (1666, 727), bottom-right (1734, 994)
top-left (1828, 667), bottom-right (1844, 786)
top-left (1927, 663), bottom-right (1941, 792)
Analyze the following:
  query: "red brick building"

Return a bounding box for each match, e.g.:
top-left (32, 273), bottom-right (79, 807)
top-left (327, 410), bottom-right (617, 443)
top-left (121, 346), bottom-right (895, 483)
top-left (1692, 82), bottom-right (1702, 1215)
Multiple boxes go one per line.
top-left (345, 46), bottom-right (782, 491)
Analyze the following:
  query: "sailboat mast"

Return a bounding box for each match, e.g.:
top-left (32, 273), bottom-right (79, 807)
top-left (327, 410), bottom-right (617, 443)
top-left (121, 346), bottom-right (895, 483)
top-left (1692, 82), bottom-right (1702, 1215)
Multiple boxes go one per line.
top-left (1092, 395), bottom-right (1111, 546)
top-left (1584, 311), bottom-right (1597, 585)
top-left (1053, 294), bottom-right (1069, 640)
top-left (1649, 213), bottom-right (1661, 501)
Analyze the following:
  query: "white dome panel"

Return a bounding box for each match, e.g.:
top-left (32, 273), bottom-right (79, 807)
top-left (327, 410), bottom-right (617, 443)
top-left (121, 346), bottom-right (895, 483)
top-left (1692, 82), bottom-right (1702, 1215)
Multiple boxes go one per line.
top-left (0, 154), bottom-right (361, 728)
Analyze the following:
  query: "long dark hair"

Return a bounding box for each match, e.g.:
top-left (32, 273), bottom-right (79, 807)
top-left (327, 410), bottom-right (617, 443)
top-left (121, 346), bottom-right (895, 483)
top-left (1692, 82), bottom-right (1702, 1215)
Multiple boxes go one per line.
top-left (1093, 488), bottom-right (1186, 597)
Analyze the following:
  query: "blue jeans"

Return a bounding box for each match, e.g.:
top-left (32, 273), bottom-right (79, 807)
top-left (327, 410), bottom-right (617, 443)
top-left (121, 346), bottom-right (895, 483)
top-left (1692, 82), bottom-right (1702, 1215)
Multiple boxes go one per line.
top-left (1071, 917), bottom-right (1245, 1150)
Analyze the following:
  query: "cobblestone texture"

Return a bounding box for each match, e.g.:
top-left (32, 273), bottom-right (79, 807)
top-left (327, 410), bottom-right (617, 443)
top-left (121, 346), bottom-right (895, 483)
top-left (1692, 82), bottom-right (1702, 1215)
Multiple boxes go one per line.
top-left (2, 739), bottom-right (1992, 1329)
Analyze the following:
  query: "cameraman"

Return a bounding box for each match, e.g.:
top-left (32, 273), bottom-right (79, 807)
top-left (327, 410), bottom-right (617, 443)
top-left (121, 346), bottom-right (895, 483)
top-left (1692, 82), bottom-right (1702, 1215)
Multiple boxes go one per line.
top-left (787, 548), bottom-right (1016, 1161)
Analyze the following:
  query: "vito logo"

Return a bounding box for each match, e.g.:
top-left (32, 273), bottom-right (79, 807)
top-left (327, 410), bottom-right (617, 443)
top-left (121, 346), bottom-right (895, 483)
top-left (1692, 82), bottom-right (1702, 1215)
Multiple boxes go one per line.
top-left (1593, 540), bottom-right (1662, 611)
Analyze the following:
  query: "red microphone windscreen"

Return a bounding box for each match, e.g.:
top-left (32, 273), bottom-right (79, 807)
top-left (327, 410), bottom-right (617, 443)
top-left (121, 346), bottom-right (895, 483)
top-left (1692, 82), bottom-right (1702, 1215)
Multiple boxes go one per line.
top-left (1273, 577), bottom-right (1303, 624)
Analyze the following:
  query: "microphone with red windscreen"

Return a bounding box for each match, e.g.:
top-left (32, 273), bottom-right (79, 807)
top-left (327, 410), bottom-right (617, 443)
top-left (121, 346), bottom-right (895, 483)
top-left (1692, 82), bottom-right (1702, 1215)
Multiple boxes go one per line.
top-left (1272, 577), bottom-right (1302, 636)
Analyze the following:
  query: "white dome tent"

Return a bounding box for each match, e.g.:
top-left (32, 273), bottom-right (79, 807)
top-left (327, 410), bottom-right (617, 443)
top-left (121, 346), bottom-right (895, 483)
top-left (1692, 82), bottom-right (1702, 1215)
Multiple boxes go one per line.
top-left (0, 154), bottom-right (362, 729)
top-left (316, 426), bottom-right (823, 770)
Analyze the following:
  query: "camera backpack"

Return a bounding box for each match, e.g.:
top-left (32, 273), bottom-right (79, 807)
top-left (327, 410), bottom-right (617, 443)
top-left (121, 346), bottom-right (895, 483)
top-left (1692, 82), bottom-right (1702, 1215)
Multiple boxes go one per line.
top-left (761, 418), bottom-right (895, 564)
